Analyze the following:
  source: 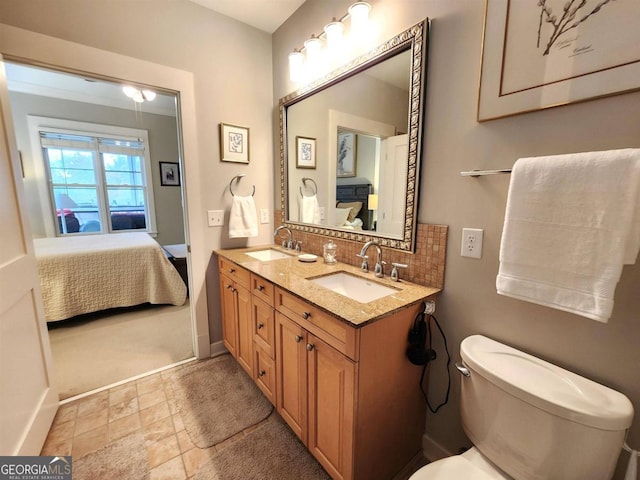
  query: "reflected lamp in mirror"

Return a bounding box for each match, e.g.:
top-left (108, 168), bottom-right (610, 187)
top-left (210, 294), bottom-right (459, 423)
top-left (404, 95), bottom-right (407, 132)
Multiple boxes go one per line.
top-left (367, 193), bottom-right (378, 210)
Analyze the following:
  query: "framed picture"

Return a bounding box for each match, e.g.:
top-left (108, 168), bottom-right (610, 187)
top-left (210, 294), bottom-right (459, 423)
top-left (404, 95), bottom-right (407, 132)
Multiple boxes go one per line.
top-left (219, 123), bottom-right (250, 163)
top-left (478, 0), bottom-right (640, 121)
top-left (337, 132), bottom-right (356, 177)
top-left (296, 136), bottom-right (316, 169)
top-left (159, 162), bottom-right (180, 186)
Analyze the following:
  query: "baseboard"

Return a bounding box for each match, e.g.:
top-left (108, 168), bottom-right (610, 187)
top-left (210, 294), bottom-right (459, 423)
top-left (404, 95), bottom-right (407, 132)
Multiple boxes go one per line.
top-left (422, 433), bottom-right (453, 462)
top-left (209, 340), bottom-right (228, 357)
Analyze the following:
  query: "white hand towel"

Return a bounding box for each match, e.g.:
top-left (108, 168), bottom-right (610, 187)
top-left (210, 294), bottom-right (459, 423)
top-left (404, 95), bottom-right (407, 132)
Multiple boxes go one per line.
top-left (229, 195), bottom-right (258, 238)
top-left (496, 149), bottom-right (640, 323)
top-left (300, 195), bottom-right (321, 224)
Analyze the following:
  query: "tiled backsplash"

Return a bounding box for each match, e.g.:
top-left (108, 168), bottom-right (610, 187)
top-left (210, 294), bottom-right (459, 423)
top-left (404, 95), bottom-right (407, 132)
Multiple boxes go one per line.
top-left (274, 211), bottom-right (447, 289)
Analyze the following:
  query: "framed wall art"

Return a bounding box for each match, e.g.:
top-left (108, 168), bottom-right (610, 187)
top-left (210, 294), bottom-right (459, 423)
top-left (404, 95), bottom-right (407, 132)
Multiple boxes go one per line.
top-left (296, 136), bottom-right (316, 169)
top-left (159, 162), bottom-right (180, 186)
top-left (478, 0), bottom-right (640, 121)
top-left (219, 123), bottom-right (250, 163)
top-left (337, 132), bottom-right (356, 177)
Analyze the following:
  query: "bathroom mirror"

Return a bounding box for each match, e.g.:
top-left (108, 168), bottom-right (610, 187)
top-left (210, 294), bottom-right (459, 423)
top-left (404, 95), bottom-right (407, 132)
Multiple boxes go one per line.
top-left (279, 19), bottom-right (428, 251)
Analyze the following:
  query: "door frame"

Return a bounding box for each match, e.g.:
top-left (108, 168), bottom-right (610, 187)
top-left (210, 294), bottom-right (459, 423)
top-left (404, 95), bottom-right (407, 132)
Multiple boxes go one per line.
top-left (0, 24), bottom-right (211, 358)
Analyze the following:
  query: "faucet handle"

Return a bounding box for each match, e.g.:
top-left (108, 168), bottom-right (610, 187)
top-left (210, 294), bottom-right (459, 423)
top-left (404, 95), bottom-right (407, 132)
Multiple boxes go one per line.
top-left (390, 262), bottom-right (408, 282)
top-left (374, 260), bottom-right (387, 278)
top-left (356, 254), bottom-right (369, 272)
top-left (295, 241), bottom-right (302, 253)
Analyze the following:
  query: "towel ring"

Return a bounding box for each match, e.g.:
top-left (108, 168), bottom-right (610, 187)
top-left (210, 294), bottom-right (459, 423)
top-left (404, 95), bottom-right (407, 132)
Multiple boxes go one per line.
top-left (229, 174), bottom-right (255, 197)
top-left (299, 177), bottom-right (318, 197)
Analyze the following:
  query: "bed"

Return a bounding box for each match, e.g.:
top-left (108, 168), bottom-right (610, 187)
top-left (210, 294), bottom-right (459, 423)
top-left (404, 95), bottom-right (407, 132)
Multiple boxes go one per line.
top-left (33, 232), bottom-right (187, 322)
top-left (335, 183), bottom-right (373, 230)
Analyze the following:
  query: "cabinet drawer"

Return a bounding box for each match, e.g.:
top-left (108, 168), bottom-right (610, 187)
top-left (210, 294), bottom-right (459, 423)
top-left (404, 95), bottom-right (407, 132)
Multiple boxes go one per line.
top-left (275, 287), bottom-right (359, 361)
top-left (254, 345), bottom-right (276, 406)
top-left (251, 274), bottom-right (274, 306)
top-left (253, 296), bottom-right (275, 358)
top-left (218, 257), bottom-right (250, 289)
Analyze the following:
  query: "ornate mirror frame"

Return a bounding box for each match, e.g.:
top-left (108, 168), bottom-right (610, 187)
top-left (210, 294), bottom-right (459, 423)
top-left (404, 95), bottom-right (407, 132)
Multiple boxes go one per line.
top-left (278, 19), bottom-right (429, 252)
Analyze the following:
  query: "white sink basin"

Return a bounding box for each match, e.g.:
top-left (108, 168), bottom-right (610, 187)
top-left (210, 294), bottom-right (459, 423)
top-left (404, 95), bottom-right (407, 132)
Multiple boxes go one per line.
top-left (309, 272), bottom-right (399, 303)
top-left (245, 249), bottom-right (294, 261)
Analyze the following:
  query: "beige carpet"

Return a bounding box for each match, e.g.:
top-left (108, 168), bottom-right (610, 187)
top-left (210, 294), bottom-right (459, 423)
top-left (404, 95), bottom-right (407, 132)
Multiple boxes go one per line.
top-left (170, 355), bottom-right (273, 448)
top-left (74, 432), bottom-right (149, 480)
top-left (48, 301), bottom-right (193, 399)
top-left (194, 413), bottom-right (330, 480)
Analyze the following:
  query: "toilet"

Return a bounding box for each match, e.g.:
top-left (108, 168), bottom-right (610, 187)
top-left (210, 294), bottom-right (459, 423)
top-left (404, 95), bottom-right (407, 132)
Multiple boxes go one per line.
top-left (411, 335), bottom-right (634, 480)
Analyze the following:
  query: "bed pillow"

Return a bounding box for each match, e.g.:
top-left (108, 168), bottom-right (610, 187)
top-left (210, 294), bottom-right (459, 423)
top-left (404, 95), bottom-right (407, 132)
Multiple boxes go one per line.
top-left (336, 201), bottom-right (363, 222)
top-left (333, 207), bottom-right (352, 226)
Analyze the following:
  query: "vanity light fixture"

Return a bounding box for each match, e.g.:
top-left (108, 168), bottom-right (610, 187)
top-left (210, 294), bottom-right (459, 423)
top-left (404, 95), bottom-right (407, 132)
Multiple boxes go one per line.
top-left (288, 2), bottom-right (372, 84)
top-left (122, 85), bottom-right (157, 103)
top-left (348, 2), bottom-right (371, 38)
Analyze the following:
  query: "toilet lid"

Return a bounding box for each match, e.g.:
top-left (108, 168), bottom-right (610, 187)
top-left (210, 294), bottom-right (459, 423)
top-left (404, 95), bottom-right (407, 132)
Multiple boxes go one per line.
top-left (410, 456), bottom-right (505, 480)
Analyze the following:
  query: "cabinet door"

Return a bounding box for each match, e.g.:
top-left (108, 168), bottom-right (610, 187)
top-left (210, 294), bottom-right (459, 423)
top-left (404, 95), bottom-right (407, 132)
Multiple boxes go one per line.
top-left (254, 344), bottom-right (276, 405)
top-left (235, 283), bottom-right (253, 375)
top-left (275, 312), bottom-right (308, 444)
top-left (307, 334), bottom-right (356, 480)
top-left (220, 274), bottom-right (237, 358)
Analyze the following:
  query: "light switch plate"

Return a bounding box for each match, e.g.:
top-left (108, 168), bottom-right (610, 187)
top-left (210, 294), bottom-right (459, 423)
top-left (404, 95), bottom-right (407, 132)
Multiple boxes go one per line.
top-left (207, 210), bottom-right (224, 227)
top-left (260, 208), bottom-right (270, 224)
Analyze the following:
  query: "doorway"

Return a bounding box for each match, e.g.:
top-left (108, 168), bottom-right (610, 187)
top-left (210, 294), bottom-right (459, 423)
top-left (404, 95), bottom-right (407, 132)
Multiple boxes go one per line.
top-left (5, 61), bottom-right (195, 399)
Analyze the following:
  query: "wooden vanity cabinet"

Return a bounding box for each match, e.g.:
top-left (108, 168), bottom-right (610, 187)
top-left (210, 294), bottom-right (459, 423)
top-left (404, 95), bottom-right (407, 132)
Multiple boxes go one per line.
top-left (218, 258), bottom-right (252, 375)
top-left (275, 287), bottom-right (425, 480)
top-left (219, 255), bottom-right (427, 480)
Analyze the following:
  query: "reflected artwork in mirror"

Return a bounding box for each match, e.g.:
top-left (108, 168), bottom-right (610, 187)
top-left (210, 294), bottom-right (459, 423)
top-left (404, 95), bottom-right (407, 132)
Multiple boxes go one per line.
top-left (279, 19), bottom-right (429, 251)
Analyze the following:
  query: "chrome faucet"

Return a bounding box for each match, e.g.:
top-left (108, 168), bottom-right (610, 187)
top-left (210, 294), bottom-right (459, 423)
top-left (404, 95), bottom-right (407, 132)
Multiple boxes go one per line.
top-left (273, 225), bottom-right (294, 249)
top-left (357, 241), bottom-right (385, 278)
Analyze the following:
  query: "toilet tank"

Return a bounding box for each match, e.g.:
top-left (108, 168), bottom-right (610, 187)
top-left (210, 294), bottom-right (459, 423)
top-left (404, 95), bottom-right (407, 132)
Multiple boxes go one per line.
top-left (459, 335), bottom-right (633, 480)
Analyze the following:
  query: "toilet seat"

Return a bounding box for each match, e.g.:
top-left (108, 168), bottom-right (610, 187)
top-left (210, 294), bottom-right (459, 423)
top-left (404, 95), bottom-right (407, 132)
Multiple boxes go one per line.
top-left (410, 448), bottom-right (511, 480)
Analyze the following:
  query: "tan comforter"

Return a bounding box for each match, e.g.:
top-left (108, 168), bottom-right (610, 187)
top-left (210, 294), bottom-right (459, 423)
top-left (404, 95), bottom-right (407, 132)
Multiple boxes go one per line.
top-left (34, 232), bottom-right (187, 322)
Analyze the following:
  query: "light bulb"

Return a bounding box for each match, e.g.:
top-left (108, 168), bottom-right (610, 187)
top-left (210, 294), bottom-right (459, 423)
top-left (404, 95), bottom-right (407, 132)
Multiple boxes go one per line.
top-left (324, 19), bottom-right (344, 52)
top-left (142, 90), bottom-right (156, 101)
top-left (132, 90), bottom-right (144, 103)
top-left (122, 85), bottom-right (138, 98)
top-left (304, 35), bottom-right (324, 79)
top-left (288, 49), bottom-right (304, 83)
top-left (348, 2), bottom-right (371, 38)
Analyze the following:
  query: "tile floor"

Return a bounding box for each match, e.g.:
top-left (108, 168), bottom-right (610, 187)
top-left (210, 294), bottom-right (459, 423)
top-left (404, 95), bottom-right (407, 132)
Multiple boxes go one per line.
top-left (41, 359), bottom-right (427, 479)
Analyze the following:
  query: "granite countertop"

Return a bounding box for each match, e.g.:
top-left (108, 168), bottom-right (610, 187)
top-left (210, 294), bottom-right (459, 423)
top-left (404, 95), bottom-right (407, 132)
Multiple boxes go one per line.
top-left (215, 245), bottom-right (440, 328)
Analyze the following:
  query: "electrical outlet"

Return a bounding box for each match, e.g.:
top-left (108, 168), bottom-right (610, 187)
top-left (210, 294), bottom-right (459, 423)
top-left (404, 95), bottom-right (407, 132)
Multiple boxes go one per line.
top-left (207, 209), bottom-right (224, 227)
top-left (260, 208), bottom-right (270, 224)
top-left (461, 228), bottom-right (483, 259)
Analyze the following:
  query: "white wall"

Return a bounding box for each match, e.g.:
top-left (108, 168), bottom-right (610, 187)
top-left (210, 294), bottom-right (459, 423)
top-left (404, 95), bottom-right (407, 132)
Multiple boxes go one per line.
top-left (0, 0), bottom-right (275, 349)
top-left (274, 1), bottom-right (640, 477)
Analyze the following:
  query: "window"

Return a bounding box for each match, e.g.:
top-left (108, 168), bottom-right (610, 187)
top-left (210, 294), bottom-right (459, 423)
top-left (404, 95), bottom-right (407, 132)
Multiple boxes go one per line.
top-left (30, 117), bottom-right (157, 236)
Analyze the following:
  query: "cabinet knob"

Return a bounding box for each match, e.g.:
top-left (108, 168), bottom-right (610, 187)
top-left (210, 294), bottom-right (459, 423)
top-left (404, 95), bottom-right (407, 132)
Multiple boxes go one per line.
top-left (306, 343), bottom-right (315, 351)
top-left (258, 370), bottom-right (266, 377)
top-left (302, 311), bottom-right (311, 320)
top-left (258, 285), bottom-right (265, 291)
top-left (257, 322), bottom-right (264, 330)
top-left (295, 335), bottom-right (303, 343)
top-left (229, 268), bottom-right (235, 273)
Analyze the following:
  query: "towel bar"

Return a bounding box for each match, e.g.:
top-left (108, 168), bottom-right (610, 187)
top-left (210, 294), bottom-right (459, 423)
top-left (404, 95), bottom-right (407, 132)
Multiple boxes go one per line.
top-left (229, 174), bottom-right (255, 196)
top-left (460, 169), bottom-right (512, 177)
top-left (299, 177), bottom-right (318, 197)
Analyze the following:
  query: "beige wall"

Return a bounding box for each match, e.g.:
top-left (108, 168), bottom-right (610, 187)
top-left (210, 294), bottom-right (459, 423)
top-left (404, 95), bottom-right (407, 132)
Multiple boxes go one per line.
top-left (274, 0), bottom-right (640, 476)
top-left (0, 0), bottom-right (275, 348)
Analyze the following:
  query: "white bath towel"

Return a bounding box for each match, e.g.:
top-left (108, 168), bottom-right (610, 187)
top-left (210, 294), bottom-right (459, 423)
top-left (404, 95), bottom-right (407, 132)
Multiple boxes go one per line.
top-left (496, 149), bottom-right (640, 323)
top-left (229, 195), bottom-right (258, 238)
top-left (300, 195), bottom-right (321, 224)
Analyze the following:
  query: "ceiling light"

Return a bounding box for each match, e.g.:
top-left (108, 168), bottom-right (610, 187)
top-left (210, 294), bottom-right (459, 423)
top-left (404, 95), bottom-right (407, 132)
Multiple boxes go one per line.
top-left (324, 18), bottom-right (344, 52)
top-left (122, 85), bottom-right (156, 103)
